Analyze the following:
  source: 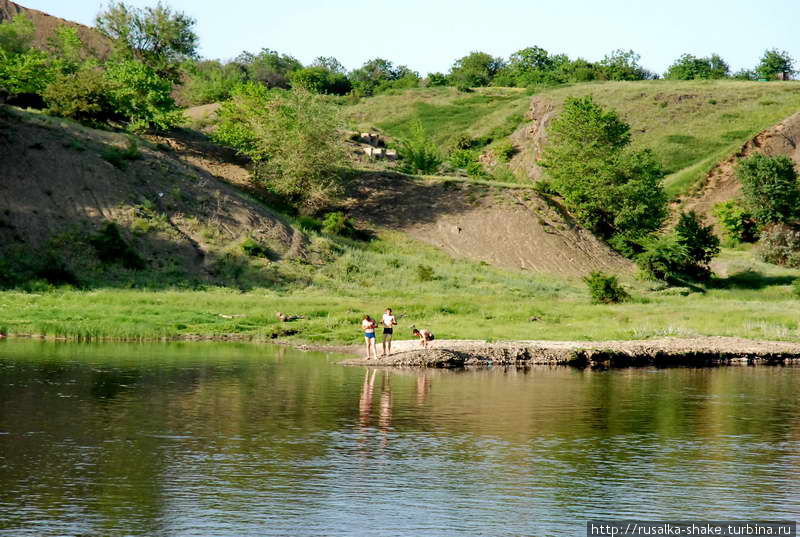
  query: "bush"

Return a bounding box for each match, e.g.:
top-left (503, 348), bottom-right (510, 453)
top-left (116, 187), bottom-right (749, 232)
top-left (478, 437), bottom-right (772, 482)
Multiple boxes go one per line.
top-left (101, 139), bottom-right (141, 170)
top-left (737, 154), bottom-right (800, 227)
top-left (241, 237), bottom-right (271, 258)
top-left (89, 222), bottom-right (144, 269)
top-left (674, 210), bottom-right (720, 278)
top-left (449, 149), bottom-right (478, 169)
top-left (289, 66), bottom-right (351, 95)
top-left (212, 84), bottom-right (346, 212)
top-left (297, 216), bottom-right (323, 233)
top-left (713, 200), bottom-right (758, 243)
top-left (43, 67), bottom-right (113, 124)
top-left (321, 212), bottom-right (368, 240)
top-left (583, 271), bottom-right (629, 304)
top-left (759, 224), bottom-right (800, 267)
top-left (399, 120), bottom-right (441, 174)
top-left (492, 141), bottom-right (516, 162)
top-left (793, 278), bottom-right (800, 298)
top-left (635, 234), bottom-right (691, 282)
top-left (416, 264), bottom-right (435, 282)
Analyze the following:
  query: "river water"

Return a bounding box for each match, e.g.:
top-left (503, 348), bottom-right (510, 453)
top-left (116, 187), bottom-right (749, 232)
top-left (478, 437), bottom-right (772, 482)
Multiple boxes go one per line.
top-left (0, 340), bottom-right (798, 536)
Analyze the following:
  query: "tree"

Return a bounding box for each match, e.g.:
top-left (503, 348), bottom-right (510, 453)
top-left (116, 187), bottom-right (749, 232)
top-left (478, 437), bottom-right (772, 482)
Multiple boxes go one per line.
top-left (212, 84), bottom-right (347, 211)
top-left (674, 211), bottom-right (720, 278)
top-left (95, 1), bottom-right (198, 80)
top-left (540, 96), bottom-right (667, 244)
top-left (736, 154), bottom-right (800, 226)
top-left (103, 59), bottom-right (184, 131)
top-left (664, 53), bottom-right (729, 80)
top-left (179, 59), bottom-right (246, 105)
top-left (0, 13), bottom-right (35, 55)
top-left (236, 48), bottom-right (302, 88)
top-left (598, 49), bottom-right (653, 80)
top-left (349, 58), bottom-right (400, 94)
top-left (289, 66), bottom-right (351, 95)
top-left (449, 51), bottom-right (505, 88)
top-left (757, 49), bottom-right (795, 80)
top-left (311, 56), bottom-right (346, 74)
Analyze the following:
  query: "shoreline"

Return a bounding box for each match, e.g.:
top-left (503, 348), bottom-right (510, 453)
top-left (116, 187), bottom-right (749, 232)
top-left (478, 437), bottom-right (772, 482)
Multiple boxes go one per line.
top-left (338, 337), bottom-right (800, 368)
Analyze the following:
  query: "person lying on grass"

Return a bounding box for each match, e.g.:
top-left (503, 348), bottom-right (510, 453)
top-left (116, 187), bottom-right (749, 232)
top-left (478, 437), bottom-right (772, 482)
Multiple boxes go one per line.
top-left (411, 327), bottom-right (434, 349)
top-left (362, 315), bottom-right (378, 359)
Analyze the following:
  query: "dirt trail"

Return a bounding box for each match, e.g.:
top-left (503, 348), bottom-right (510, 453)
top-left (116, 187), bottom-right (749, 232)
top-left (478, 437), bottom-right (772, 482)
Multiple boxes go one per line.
top-left (340, 337), bottom-right (800, 368)
top-left (343, 172), bottom-right (632, 277)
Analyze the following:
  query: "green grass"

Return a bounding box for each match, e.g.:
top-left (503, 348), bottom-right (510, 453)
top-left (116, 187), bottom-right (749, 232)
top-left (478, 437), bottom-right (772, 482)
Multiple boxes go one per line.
top-left (534, 80), bottom-right (800, 196)
top-left (343, 86), bottom-right (530, 150)
top-left (345, 81), bottom-right (800, 196)
top-left (3, 230), bottom-right (800, 345)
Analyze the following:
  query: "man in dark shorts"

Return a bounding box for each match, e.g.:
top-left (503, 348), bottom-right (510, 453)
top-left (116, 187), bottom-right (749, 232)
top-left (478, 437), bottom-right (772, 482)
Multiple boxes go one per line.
top-left (381, 308), bottom-right (397, 357)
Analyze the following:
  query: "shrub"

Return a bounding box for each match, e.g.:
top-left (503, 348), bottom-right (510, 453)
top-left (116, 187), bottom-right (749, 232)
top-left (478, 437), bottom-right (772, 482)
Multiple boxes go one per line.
top-left (89, 222), bottom-right (144, 269)
top-left (212, 84), bottom-right (346, 212)
top-left (737, 154), bottom-right (800, 227)
top-left (449, 149), bottom-right (478, 169)
top-left (493, 141), bottom-right (516, 162)
top-left (713, 200), bottom-right (758, 243)
top-left (101, 139), bottom-right (141, 170)
top-left (674, 210), bottom-right (720, 279)
top-left (416, 264), bottom-right (435, 282)
top-left (43, 67), bottom-right (113, 124)
top-left (297, 216), bottom-right (323, 232)
top-left (793, 278), bottom-right (800, 298)
top-left (241, 237), bottom-right (271, 258)
top-left (322, 211), bottom-right (349, 235)
top-left (759, 224), bottom-right (800, 267)
top-left (104, 59), bottom-right (184, 132)
top-left (289, 66), bottom-right (351, 95)
top-left (635, 234), bottom-right (691, 282)
top-left (583, 271), bottom-right (629, 304)
top-left (399, 120), bottom-right (441, 174)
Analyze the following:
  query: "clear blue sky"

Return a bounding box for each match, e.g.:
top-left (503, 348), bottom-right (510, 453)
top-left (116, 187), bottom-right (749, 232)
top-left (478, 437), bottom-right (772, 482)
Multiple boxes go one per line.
top-left (25, 0), bottom-right (800, 75)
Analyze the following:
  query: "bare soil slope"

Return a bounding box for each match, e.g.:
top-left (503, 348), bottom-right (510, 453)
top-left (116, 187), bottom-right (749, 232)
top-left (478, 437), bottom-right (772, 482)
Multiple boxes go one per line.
top-left (0, 0), bottom-right (112, 57)
top-left (0, 108), bottom-right (306, 286)
top-left (680, 111), bottom-right (800, 224)
top-left (342, 172), bottom-right (632, 277)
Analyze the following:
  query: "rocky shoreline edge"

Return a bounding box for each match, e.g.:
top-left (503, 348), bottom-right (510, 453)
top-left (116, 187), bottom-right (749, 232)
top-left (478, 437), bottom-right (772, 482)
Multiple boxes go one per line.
top-left (337, 337), bottom-right (800, 368)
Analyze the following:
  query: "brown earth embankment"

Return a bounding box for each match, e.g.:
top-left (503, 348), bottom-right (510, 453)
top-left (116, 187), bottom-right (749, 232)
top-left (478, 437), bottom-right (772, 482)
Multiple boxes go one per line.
top-left (340, 337), bottom-right (800, 368)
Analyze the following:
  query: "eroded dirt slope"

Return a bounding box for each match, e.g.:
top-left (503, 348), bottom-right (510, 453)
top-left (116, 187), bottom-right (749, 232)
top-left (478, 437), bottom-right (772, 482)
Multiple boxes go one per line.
top-left (0, 108), bottom-right (306, 284)
top-left (343, 172), bottom-right (632, 277)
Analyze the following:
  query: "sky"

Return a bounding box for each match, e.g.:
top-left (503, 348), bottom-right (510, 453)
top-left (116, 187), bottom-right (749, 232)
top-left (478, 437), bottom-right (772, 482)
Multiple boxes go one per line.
top-left (24, 0), bottom-right (800, 75)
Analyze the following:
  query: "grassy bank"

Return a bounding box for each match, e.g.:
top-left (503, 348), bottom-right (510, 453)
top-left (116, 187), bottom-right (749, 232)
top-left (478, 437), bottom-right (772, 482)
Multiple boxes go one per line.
top-left (3, 230), bottom-right (800, 344)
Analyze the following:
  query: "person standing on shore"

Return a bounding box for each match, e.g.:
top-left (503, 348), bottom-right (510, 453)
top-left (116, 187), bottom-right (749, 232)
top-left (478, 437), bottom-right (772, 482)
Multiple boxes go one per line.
top-left (381, 308), bottom-right (398, 357)
top-left (362, 315), bottom-right (378, 359)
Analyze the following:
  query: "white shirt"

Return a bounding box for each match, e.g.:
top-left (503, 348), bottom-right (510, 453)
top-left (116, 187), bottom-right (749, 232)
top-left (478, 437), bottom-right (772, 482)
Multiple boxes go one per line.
top-left (382, 313), bottom-right (396, 328)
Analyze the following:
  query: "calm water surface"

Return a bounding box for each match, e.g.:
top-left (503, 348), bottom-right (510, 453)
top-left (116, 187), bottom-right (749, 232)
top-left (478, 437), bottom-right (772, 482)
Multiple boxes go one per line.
top-left (0, 340), bottom-right (798, 536)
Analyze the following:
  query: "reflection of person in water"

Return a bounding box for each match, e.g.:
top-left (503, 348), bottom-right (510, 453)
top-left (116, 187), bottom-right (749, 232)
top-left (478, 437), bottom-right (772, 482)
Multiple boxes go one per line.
top-left (359, 369), bottom-right (377, 430)
top-left (415, 373), bottom-right (431, 406)
top-left (378, 372), bottom-right (393, 449)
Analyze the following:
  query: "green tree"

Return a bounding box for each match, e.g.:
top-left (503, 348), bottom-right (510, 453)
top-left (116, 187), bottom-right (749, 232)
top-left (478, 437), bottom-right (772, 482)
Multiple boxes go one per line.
top-left (95, 1), bottom-right (198, 81)
top-left (0, 13), bottom-right (35, 55)
top-left (349, 58), bottom-right (406, 95)
top-left (757, 49), bottom-right (795, 79)
top-left (236, 48), bottom-right (302, 88)
top-left (104, 59), bottom-right (184, 131)
top-left (289, 66), bottom-right (351, 95)
top-left (674, 211), bottom-right (720, 278)
top-left (598, 49), bottom-right (653, 80)
top-left (736, 154), bottom-right (800, 226)
top-left (449, 51), bottom-right (505, 88)
top-left (212, 84), bottom-right (346, 211)
top-left (311, 56), bottom-right (346, 74)
top-left (179, 59), bottom-right (246, 105)
top-left (664, 53), bottom-right (729, 80)
top-left (540, 96), bottom-right (667, 244)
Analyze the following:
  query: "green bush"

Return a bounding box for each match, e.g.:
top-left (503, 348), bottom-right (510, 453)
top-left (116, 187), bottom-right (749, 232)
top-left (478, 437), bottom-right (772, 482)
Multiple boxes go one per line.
top-left (89, 222), bottom-right (144, 269)
top-left (583, 271), bottom-right (629, 304)
top-left (241, 237), bottom-right (271, 258)
top-left (104, 59), bottom-right (184, 132)
top-left (178, 59), bottom-right (245, 105)
top-left (322, 212), bottom-right (349, 235)
top-left (674, 210), bottom-right (720, 279)
top-left (399, 120), bottom-right (441, 174)
top-left (635, 234), bottom-right (691, 282)
top-left (289, 66), bottom-right (351, 95)
top-left (212, 84), bottom-right (346, 212)
top-left (492, 141), bottom-right (516, 162)
top-left (43, 67), bottom-right (113, 124)
top-left (101, 139), bottom-right (141, 170)
top-left (793, 278), bottom-right (800, 298)
top-left (297, 216), bottom-right (323, 232)
top-left (737, 154), bottom-right (800, 227)
top-left (713, 200), bottom-right (758, 243)
top-left (449, 149), bottom-right (478, 169)
top-left (416, 264), bottom-right (435, 282)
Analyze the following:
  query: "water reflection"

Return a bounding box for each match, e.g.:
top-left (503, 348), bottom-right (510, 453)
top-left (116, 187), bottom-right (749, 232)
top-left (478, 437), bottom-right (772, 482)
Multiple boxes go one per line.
top-left (0, 342), bottom-right (798, 537)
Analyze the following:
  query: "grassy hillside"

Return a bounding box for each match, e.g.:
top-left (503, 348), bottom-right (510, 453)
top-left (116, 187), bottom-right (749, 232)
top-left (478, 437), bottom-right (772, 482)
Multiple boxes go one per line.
top-left (342, 87), bottom-right (531, 150)
top-left (344, 81), bottom-right (800, 196)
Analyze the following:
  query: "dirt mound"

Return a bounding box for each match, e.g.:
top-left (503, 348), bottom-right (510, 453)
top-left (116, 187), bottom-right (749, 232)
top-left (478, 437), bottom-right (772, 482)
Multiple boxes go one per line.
top-left (343, 172), bottom-right (632, 277)
top-left (679, 111), bottom-right (800, 224)
top-left (0, 107), bottom-right (306, 285)
top-left (0, 1), bottom-right (112, 58)
top-left (507, 96), bottom-right (554, 181)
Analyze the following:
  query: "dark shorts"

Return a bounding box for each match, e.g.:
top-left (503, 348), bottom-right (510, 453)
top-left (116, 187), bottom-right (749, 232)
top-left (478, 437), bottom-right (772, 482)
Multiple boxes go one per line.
top-left (383, 328), bottom-right (393, 335)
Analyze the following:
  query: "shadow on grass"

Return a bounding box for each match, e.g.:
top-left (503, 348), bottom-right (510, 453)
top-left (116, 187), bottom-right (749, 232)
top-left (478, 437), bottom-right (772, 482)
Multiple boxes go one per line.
top-left (708, 270), bottom-right (796, 290)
